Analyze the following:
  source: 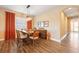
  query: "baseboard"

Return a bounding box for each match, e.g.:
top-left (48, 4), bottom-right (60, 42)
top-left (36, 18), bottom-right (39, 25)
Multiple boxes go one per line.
top-left (50, 37), bottom-right (61, 43)
top-left (61, 33), bottom-right (69, 41)
top-left (50, 33), bottom-right (69, 43)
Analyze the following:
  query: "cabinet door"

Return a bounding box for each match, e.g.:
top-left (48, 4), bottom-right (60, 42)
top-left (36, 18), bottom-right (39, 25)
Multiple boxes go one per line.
top-left (40, 30), bottom-right (47, 39)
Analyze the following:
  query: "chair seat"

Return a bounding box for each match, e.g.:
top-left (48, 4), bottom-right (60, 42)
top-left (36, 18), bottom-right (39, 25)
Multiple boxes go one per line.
top-left (29, 36), bottom-right (38, 40)
top-left (20, 35), bottom-right (27, 39)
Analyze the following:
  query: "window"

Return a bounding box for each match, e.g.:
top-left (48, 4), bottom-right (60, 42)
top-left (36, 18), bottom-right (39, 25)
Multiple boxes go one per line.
top-left (71, 18), bottom-right (79, 32)
top-left (74, 21), bottom-right (78, 31)
top-left (15, 17), bottom-right (26, 30)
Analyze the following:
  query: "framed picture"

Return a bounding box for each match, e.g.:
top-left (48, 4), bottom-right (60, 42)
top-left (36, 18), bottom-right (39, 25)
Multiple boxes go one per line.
top-left (37, 21), bottom-right (44, 27)
top-left (44, 21), bottom-right (49, 27)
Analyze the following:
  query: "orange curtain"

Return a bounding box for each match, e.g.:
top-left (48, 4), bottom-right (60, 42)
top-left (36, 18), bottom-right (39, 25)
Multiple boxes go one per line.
top-left (5, 12), bottom-right (15, 40)
top-left (27, 20), bottom-right (32, 30)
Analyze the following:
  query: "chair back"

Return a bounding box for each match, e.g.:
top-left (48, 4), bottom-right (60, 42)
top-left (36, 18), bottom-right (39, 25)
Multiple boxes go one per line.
top-left (33, 30), bottom-right (39, 38)
top-left (16, 30), bottom-right (21, 39)
top-left (16, 30), bottom-right (28, 39)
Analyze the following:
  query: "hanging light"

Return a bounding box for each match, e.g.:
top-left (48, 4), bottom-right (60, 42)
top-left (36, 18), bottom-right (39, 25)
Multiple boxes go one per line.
top-left (27, 5), bottom-right (30, 8)
top-left (26, 5), bottom-right (30, 17)
top-left (26, 5), bottom-right (32, 20)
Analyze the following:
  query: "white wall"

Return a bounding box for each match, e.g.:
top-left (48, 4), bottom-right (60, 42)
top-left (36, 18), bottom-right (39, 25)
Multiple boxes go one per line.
top-left (34, 7), bottom-right (61, 42)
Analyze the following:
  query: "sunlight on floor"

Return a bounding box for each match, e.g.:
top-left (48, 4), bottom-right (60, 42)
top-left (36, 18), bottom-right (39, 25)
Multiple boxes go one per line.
top-left (70, 32), bottom-right (79, 49)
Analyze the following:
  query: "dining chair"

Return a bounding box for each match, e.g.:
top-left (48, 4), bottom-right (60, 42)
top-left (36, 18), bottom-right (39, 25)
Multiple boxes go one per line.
top-left (16, 30), bottom-right (28, 48)
top-left (29, 30), bottom-right (39, 47)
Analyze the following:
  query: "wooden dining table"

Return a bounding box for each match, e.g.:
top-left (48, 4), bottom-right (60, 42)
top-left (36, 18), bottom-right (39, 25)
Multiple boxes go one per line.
top-left (20, 30), bottom-right (40, 46)
top-left (21, 30), bottom-right (34, 36)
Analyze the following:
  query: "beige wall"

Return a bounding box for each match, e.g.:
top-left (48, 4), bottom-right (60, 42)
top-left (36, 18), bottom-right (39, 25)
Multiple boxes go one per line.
top-left (0, 10), bottom-right (5, 41)
top-left (60, 12), bottom-right (68, 38)
top-left (67, 18), bottom-right (71, 33)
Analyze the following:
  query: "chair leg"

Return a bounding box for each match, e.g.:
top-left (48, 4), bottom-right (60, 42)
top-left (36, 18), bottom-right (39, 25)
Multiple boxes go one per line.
top-left (33, 40), bottom-right (34, 47)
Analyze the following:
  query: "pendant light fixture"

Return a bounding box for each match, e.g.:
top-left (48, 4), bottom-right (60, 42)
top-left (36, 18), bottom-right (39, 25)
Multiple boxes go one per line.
top-left (26, 5), bottom-right (30, 17)
top-left (26, 5), bottom-right (32, 20)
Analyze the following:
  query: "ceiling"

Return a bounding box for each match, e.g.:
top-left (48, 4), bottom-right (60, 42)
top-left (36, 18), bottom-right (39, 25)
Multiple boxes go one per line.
top-left (64, 7), bottom-right (79, 17)
top-left (0, 5), bottom-right (79, 17)
top-left (0, 5), bottom-right (57, 16)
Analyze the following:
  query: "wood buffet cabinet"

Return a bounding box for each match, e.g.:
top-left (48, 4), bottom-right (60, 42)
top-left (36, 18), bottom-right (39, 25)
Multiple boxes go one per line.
top-left (38, 30), bottom-right (47, 40)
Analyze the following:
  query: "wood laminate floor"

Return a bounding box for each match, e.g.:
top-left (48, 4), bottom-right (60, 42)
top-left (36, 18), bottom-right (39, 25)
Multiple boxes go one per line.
top-left (0, 32), bottom-right (79, 53)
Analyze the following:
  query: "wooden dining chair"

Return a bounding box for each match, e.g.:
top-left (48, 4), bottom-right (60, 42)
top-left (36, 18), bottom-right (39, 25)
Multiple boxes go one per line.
top-left (29, 30), bottom-right (39, 46)
top-left (16, 30), bottom-right (28, 48)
